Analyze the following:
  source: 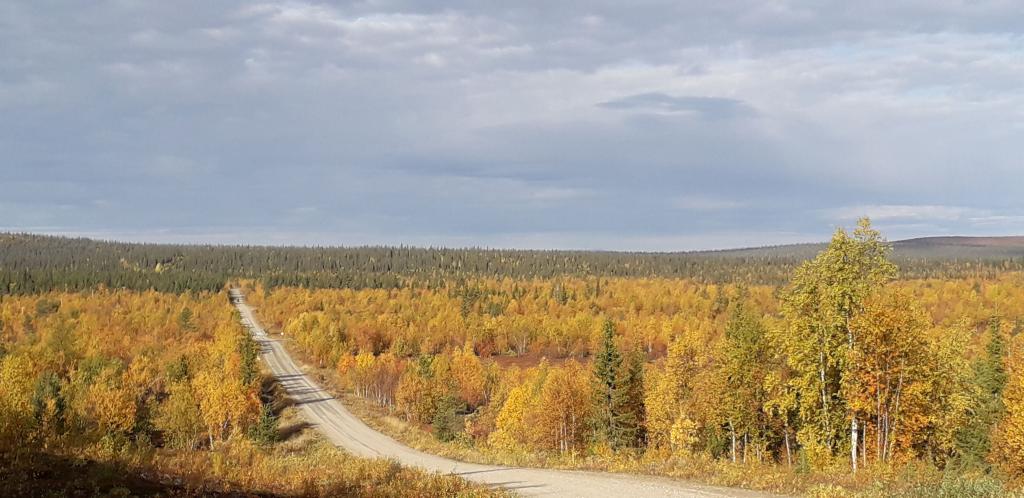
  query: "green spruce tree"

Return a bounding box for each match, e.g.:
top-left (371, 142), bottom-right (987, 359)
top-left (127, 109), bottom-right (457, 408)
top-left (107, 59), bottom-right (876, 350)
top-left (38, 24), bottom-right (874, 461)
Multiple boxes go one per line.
top-left (432, 394), bottom-right (461, 442)
top-left (239, 332), bottom-right (259, 387)
top-left (249, 404), bottom-right (279, 446)
top-left (592, 319), bottom-right (623, 447)
top-left (32, 371), bottom-right (66, 435)
top-left (612, 349), bottom-right (646, 449)
top-left (955, 317), bottom-right (1009, 470)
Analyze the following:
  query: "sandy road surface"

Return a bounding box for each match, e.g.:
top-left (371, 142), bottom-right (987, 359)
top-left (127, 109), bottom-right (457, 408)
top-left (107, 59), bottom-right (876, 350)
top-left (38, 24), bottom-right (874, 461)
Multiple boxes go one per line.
top-left (230, 289), bottom-right (773, 497)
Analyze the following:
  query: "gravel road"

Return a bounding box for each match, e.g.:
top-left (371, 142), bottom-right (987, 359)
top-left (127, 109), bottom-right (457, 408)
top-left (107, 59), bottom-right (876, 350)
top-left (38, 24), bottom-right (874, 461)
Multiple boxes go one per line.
top-left (230, 289), bottom-right (774, 497)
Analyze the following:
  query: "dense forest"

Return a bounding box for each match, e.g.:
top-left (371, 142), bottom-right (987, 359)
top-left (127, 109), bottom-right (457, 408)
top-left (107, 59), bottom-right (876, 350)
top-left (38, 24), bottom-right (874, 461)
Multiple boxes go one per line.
top-left (0, 289), bottom-right (502, 496)
top-left (6, 223), bottom-right (1024, 496)
top-left (243, 221), bottom-right (1024, 496)
top-left (4, 232), bottom-right (1024, 296)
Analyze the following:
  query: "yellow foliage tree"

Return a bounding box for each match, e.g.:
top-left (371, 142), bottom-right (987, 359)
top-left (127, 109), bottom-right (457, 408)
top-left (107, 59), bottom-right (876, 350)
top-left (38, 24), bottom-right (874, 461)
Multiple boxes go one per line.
top-left (643, 366), bottom-right (676, 450)
top-left (0, 354), bottom-right (36, 450)
top-left (192, 370), bottom-right (259, 446)
top-left (155, 381), bottom-right (205, 450)
top-left (530, 361), bottom-right (591, 452)
top-left (488, 383), bottom-right (533, 451)
top-left (451, 342), bottom-right (487, 409)
top-left (844, 289), bottom-right (932, 463)
top-left (994, 334), bottom-right (1024, 477)
top-left (87, 369), bottom-right (138, 436)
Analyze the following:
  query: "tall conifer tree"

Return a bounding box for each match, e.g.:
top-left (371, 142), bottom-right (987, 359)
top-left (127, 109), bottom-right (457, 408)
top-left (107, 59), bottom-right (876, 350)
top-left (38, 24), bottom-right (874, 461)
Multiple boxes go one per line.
top-left (592, 319), bottom-right (623, 446)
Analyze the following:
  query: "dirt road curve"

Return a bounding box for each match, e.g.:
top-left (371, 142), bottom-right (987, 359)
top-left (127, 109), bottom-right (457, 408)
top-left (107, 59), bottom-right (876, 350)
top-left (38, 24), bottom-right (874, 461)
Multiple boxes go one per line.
top-left (230, 289), bottom-right (772, 497)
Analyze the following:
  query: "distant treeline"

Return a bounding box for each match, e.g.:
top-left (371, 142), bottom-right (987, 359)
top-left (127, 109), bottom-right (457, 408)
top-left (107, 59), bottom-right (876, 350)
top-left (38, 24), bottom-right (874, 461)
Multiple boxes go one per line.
top-left (2, 233), bottom-right (1024, 295)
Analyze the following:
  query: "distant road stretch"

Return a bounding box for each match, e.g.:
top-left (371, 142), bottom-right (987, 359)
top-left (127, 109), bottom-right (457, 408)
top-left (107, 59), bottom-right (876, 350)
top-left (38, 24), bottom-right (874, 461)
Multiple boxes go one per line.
top-left (230, 288), bottom-right (772, 498)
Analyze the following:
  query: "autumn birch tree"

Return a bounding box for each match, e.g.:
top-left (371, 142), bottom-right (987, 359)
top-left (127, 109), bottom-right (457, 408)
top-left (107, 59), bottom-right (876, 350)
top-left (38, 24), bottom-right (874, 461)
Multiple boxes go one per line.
top-left (994, 332), bottom-right (1024, 477)
top-left (781, 218), bottom-right (896, 470)
top-left (843, 289), bottom-right (931, 463)
top-left (720, 302), bottom-right (772, 463)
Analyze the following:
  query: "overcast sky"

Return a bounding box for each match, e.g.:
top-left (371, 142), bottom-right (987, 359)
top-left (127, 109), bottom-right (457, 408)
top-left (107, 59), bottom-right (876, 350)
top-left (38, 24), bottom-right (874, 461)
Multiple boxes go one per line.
top-left (3, 1), bottom-right (1023, 250)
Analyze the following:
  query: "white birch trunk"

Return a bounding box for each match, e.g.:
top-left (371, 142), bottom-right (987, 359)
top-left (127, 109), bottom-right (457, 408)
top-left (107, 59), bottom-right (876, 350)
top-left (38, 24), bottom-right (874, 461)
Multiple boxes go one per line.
top-left (851, 417), bottom-right (858, 473)
top-left (730, 423), bottom-right (737, 464)
top-left (784, 428), bottom-right (792, 467)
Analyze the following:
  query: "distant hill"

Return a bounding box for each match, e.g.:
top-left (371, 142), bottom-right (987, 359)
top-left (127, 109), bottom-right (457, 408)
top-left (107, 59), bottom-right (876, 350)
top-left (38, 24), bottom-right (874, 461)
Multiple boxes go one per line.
top-left (898, 236), bottom-right (1024, 248)
top-left (892, 236), bottom-right (1024, 259)
top-left (693, 236), bottom-right (1024, 261)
